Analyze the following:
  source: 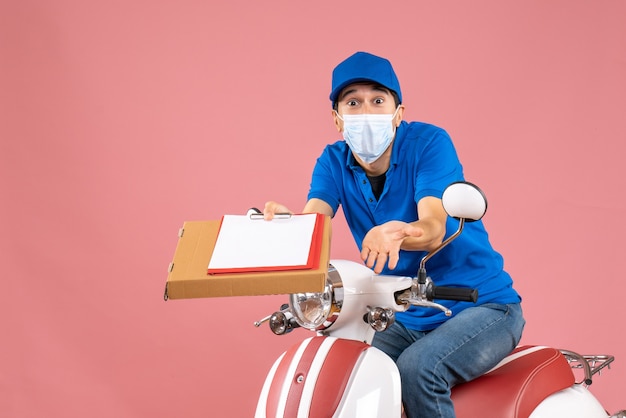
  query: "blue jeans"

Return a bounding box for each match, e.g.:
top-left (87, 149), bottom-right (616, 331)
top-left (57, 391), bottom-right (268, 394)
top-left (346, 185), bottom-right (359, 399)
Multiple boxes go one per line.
top-left (371, 303), bottom-right (525, 418)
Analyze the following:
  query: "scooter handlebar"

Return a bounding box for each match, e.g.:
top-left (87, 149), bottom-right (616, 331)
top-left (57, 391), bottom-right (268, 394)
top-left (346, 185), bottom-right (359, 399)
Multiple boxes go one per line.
top-left (429, 286), bottom-right (478, 303)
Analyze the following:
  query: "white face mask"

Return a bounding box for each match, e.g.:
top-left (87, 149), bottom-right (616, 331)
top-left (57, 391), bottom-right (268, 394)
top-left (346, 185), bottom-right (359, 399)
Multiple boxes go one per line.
top-left (337, 107), bottom-right (399, 164)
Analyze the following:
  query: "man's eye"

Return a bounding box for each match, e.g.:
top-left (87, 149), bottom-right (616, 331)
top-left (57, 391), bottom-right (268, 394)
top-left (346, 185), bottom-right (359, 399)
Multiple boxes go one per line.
top-left (374, 98), bottom-right (384, 104)
top-left (347, 100), bottom-right (358, 106)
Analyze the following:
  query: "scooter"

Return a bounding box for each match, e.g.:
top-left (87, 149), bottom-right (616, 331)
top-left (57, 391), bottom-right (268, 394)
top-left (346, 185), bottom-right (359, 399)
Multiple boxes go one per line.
top-left (252, 181), bottom-right (625, 418)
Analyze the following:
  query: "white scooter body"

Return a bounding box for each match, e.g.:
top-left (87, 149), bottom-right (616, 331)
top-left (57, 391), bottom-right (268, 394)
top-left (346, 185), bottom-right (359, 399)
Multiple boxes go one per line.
top-left (255, 260), bottom-right (620, 418)
top-left (254, 183), bottom-right (623, 417)
top-left (255, 260), bottom-right (407, 418)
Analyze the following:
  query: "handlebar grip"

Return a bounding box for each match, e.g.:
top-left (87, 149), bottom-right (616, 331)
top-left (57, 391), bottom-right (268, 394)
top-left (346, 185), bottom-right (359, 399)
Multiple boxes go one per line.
top-left (430, 286), bottom-right (478, 303)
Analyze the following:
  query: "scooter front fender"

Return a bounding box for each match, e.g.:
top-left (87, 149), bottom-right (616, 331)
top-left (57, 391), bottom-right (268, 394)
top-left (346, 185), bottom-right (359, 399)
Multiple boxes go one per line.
top-left (255, 336), bottom-right (401, 418)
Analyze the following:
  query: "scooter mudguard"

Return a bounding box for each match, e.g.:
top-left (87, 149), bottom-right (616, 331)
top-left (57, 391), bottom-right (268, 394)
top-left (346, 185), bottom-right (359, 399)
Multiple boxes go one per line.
top-left (529, 385), bottom-right (609, 418)
top-left (255, 336), bottom-right (402, 418)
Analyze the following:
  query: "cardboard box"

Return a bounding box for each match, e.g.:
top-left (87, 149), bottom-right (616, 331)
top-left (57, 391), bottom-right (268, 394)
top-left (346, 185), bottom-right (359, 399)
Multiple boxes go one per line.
top-left (164, 216), bottom-right (331, 300)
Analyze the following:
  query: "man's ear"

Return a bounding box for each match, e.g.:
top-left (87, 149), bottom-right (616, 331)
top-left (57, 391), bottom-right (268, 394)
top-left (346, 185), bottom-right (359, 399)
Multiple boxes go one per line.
top-left (332, 110), bottom-right (343, 132)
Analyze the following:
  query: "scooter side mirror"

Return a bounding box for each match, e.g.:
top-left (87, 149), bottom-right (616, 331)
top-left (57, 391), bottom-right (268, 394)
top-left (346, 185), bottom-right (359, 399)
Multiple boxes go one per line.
top-left (441, 181), bottom-right (488, 222)
top-left (417, 181), bottom-right (488, 282)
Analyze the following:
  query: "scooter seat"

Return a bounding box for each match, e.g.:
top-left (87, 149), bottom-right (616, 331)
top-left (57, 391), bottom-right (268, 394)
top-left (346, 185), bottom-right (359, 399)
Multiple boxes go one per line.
top-left (451, 345), bottom-right (575, 418)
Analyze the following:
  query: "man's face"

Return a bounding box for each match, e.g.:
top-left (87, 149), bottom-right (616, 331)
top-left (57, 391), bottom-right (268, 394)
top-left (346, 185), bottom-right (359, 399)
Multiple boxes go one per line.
top-left (333, 83), bottom-right (403, 132)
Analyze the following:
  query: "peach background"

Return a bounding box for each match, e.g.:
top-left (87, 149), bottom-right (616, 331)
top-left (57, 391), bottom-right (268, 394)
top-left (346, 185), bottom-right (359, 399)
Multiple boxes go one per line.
top-left (2, 1), bottom-right (625, 416)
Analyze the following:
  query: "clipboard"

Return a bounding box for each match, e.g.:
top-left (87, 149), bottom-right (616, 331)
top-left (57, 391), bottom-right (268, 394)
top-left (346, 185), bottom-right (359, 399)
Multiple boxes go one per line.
top-left (164, 215), bottom-right (331, 299)
top-left (207, 213), bottom-right (325, 274)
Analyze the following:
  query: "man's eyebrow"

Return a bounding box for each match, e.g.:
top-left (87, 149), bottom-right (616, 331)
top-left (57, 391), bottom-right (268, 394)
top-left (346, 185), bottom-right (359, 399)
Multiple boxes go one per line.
top-left (338, 84), bottom-right (391, 102)
top-left (372, 85), bottom-right (391, 94)
top-left (338, 88), bottom-right (358, 101)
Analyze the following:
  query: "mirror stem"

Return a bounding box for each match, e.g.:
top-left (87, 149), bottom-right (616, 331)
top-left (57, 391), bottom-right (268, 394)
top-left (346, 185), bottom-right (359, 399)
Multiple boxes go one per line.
top-left (418, 218), bottom-right (465, 284)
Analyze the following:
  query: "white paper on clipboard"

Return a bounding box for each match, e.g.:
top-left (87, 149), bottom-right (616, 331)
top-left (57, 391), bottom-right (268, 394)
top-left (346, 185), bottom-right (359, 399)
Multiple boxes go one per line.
top-left (207, 213), bottom-right (319, 272)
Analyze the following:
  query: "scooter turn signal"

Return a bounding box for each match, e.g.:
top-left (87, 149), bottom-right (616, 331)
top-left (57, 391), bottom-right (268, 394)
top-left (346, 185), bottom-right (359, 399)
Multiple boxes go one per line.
top-left (365, 306), bottom-right (395, 332)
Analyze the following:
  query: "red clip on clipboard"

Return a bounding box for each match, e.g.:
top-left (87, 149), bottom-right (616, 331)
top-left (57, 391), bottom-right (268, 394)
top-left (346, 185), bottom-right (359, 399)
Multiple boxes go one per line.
top-left (207, 212), bottom-right (325, 274)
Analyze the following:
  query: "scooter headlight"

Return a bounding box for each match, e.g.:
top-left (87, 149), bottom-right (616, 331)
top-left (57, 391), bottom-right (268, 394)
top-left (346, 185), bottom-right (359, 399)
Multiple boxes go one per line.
top-left (289, 265), bottom-right (343, 331)
top-left (290, 289), bottom-right (332, 329)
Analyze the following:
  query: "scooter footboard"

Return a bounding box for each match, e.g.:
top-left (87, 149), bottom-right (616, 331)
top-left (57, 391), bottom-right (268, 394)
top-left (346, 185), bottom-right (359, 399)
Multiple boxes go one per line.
top-left (255, 336), bottom-right (402, 418)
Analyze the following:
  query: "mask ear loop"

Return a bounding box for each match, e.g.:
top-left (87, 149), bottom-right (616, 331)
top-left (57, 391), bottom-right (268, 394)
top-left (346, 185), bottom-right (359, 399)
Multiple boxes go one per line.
top-left (390, 106), bottom-right (401, 134)
top-left (392, 106), bottom-right (401, 125)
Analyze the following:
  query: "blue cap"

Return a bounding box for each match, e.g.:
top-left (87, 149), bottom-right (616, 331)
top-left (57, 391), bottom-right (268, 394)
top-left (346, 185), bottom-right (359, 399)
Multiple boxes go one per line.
top-left (329, 52), bottom-right (402, 106)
